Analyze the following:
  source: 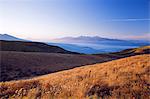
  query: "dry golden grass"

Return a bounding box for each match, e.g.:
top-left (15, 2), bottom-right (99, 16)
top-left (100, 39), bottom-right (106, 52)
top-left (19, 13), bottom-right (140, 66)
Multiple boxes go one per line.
top-left (0, 54), bottom-right (150, 99)
top-left (133, 46), bottom-right (150, 53)
top-left (111, 45), bottom-right (150, 56)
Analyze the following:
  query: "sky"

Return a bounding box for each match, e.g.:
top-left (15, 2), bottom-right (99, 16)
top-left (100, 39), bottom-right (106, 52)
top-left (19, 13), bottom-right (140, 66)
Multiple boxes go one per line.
top-left (0, 0), bottom-right (149, 41)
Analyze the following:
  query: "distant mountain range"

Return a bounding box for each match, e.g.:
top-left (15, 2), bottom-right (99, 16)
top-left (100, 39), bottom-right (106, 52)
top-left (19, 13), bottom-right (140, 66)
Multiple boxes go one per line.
top-left (48, 42), bottom-right (107, 54)
top-left (51, 36), bottom-right (150, 53)
top-left (53, 36), bottom-right (121, 43)
top-left (0, 34), bottom-right (149, 54)
top-left (52, 36), bottom-right (149, 46)
top-left (0, 34), bottom-right (26, 41)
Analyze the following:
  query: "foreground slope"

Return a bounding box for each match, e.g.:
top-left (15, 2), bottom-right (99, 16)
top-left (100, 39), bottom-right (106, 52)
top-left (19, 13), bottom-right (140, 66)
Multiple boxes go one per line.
top-left (0, 54), bottom-right (149, 98)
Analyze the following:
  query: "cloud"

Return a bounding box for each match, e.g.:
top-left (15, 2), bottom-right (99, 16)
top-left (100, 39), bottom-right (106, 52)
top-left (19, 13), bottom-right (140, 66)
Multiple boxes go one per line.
top-left (110, 18), bottom-right (150, 22)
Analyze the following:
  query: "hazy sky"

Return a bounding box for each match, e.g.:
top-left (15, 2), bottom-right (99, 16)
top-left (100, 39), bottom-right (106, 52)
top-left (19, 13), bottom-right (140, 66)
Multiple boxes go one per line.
top-left (0, 0), bottom-right (149, 41)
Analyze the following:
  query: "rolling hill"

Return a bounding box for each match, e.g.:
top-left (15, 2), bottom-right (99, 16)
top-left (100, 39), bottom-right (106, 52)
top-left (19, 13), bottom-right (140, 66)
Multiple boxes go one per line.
top-left (96, 46), bottom-right (150, 58)
top-left (0, 54), bottom-right (149, 98)
top-left (0, 51), bottom-right (113, 81)
top-left (1, 46), bottom-right (149, 82)
top-left (0, 40), bottom-right (78, 54)
top-left (110, 46), bottom-right (150, 57)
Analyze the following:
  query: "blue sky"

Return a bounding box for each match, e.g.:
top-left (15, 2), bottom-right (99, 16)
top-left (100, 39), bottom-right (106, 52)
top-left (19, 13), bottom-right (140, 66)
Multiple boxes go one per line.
top-left (0, 0), bottom-right (149, 41)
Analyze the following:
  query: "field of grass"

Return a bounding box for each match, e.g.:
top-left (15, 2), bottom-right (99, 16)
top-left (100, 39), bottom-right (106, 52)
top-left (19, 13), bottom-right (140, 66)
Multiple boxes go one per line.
top-left (0, 54), bottom-right (149, 98)
top-left (0, 51), bottom-right (114, 81)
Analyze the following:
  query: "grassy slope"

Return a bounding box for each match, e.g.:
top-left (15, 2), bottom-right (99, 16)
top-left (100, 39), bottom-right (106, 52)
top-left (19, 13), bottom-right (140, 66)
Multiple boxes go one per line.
top-left (96, 45), bottom-right (150, 58)
top-left (0, 51), bottom-right (113, 81)
top-left (0, 54), bottom-right (149, 98)
top-left (1, 46), bottom-right (149, 82)
top-left (111, 46), bottom-right (150, 56)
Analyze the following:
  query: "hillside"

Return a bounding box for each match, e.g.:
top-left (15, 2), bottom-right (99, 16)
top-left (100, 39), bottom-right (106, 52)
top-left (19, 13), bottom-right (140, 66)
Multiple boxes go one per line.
top-left (96, 45), bottom-right (150, 58)
top-left (0, 40), bottom-right (78, 54)
top-left (1, 46), bottom-right (149, 82)
top-left (0, 51), bottom-right (113, 81)
top-left (113, 46), bottom-right (150, 55)
top-left (0, 54), bottom-right (149, 98)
